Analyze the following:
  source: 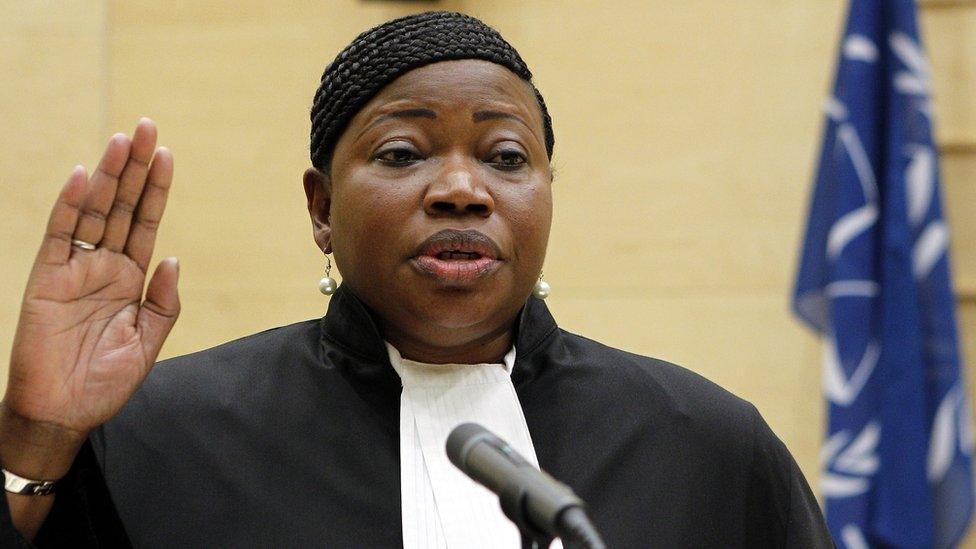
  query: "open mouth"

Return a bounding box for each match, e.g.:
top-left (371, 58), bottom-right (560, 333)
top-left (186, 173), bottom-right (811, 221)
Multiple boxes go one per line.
top-left (411, 229), bottom-right (503, 283)
top-left (435, 251), bottom-right (485, 260)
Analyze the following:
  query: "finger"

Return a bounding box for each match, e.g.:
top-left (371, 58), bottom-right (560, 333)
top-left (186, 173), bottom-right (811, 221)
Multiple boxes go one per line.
top-left (137, 257), bottom-right (180, 369)
top-left (36, 166), bottom-right (88, 266)
top-left (72, 133), bottom-right (132, 247)
top-left (101, 119), bottom-right (158, 252)
top-left (125, 147), bottom-right (173, 273)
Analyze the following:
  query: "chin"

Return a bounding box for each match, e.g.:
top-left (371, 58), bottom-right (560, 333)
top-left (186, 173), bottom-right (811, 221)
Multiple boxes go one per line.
top-left (419, 288), bottom-right (503, 329)
top-left (415, 285), bottom-right (531, 334)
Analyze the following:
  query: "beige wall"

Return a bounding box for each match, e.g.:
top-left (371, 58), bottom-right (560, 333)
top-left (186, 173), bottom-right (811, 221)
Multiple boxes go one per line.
top-left (1, 1), bottom-right (109, 385)
top-left (3, 0), bottom-right (974, 542)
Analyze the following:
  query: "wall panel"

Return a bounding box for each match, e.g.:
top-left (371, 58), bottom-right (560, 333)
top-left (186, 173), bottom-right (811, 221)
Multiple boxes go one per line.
top-left (0, 1), bottom-right (108, 392)
top-left (942, 154), bottom-right (976, 294)
top-left (923, 5), bottom-right (976, 145)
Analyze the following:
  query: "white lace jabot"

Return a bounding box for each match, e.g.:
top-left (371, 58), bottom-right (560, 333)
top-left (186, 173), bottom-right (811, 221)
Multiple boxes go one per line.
top-left (385, 342), bottom-right (540, 549)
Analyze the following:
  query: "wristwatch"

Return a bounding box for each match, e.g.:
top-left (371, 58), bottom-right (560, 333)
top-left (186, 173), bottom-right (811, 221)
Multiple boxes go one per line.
top-left (2, 468), bottom-right (57, 496)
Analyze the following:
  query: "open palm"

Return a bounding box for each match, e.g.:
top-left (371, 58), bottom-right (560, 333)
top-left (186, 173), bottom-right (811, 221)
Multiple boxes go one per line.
top-left (6, 119), bottom-right (180, 436)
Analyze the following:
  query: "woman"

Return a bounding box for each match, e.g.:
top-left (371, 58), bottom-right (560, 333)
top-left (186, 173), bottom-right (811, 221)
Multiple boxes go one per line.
top-left (0, 11), bottom-right (831, 548)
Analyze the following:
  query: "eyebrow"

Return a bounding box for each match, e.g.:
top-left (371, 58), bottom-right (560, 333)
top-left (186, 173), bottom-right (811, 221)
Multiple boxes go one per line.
top-left (472, 110), bottom-right (532, 133)
top-left (358, 108), bottom-right (437, 140)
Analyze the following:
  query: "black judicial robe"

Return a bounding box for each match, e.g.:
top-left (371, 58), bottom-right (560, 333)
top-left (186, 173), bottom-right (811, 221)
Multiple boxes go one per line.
top-left (2, 285), bottom-right (833, 548)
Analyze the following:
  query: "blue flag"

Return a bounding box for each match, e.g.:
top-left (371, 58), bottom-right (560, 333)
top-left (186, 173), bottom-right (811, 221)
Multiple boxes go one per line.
top-left (793, 1), bottom-right (974, 547)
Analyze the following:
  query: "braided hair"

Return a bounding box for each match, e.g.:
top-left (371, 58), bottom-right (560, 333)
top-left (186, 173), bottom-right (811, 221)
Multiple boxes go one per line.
top-left (309, 11), bottom-right (555, 170)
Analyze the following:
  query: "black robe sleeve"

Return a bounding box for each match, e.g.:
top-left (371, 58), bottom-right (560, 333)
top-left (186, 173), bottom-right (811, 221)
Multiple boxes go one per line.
top-left (0, 440), bottom-right (130, 548)
top-left (745, 406), bottom-right (835, 548)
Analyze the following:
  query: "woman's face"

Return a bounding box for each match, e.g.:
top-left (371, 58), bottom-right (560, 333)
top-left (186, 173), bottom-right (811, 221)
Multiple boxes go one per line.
top-left (305, 59), bottom-right (553, 357)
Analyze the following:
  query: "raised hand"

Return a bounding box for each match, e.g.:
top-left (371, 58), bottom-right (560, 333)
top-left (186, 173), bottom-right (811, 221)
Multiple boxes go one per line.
top-left (2, 119), bottom-right (179, 482)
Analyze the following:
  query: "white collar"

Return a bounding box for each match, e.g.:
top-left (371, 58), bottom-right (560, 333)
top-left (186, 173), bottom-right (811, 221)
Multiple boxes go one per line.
top-left (386, 342), bottom-right (537, 549)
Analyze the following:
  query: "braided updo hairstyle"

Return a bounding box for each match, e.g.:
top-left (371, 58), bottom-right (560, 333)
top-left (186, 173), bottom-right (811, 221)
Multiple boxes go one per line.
top-left (309, 11), bottom-right (555, 170)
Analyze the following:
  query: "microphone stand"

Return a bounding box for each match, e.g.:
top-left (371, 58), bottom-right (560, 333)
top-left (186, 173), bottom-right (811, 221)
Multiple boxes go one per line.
top-left (503, 482), bottom-right (553, 549)
top-left (521, 531), bottom-right (553, 549)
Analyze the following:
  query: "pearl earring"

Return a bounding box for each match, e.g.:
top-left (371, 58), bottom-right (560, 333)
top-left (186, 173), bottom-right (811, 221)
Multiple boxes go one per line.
top-left (533, 273), bottom-right (551, 300)
top-left (318, 255), bottom-right (338, 295)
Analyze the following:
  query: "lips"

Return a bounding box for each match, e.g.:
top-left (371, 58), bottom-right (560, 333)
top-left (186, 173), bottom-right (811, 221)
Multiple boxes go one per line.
top-left (411, 229), bottom-right (503, 284)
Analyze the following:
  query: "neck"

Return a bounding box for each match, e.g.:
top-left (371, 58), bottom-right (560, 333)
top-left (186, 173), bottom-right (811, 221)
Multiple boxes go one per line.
top-left (384, 324), bottom-right (514, 364)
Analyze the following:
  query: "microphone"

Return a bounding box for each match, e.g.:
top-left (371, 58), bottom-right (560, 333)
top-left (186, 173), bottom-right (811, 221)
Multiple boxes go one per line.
top-left (446, 423), bottom-right (606, 549)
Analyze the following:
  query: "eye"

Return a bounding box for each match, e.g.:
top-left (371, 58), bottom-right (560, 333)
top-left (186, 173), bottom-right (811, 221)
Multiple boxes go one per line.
top-left (374, 144), bottom-right (422, 166)
top-left (487, 149), bottom-right (527, 170)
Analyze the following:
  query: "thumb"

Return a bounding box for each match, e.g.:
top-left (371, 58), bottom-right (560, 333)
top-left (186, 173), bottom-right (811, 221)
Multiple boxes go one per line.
top-left (138, 257), bottom-right (181, 367)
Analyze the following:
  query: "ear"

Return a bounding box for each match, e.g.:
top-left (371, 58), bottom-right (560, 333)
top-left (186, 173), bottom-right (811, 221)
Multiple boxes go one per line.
top-left (303, 167), bottom-right (333, 254)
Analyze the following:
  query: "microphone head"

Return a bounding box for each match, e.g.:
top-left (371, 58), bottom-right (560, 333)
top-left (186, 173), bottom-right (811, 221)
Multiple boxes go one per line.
top-left (446, 422), bottom-right (492, 470)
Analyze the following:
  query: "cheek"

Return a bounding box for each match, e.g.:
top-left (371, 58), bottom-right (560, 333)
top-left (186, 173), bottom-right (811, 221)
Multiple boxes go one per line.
top-left (505, 182), bottom-right (552, 248)
top-left (490, 184), bottom-right (551, 276)
top-left (330, 172), bottom-right (419, 262)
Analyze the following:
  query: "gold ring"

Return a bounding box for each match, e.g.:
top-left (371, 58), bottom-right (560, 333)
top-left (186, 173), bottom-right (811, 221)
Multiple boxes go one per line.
top-left (71, 239), bottom-right (97, 251)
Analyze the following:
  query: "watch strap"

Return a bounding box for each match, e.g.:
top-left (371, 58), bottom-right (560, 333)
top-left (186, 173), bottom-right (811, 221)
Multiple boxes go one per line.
top-left (2, 468), bottom-right (57, 496)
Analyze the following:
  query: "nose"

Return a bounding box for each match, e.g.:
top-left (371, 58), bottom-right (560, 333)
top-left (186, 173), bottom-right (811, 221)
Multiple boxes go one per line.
top-left (423, 157), bottom-right (494, 217)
